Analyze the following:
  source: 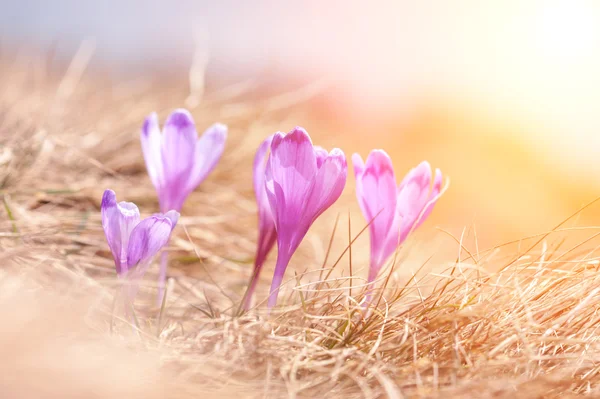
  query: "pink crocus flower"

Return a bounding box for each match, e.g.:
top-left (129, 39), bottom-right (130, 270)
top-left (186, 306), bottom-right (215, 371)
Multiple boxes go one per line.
top-left (352, 150), bottom-right (443, 284)
top-left (141, 109), bottom-right (227, 213)
top-left (243, 134), bottom-right (277, 310)
top-left (265, 127), bottom-right (347, 308)
top-left (101, 189), bottom-right (179, 301)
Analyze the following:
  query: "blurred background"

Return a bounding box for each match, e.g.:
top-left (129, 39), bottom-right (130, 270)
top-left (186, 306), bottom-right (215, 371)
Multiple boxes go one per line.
top-left (2, 0), bottom-right (600, 248)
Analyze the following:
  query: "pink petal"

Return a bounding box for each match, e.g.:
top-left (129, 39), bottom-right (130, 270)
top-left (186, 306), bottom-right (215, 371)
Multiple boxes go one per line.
top-left (397, 161), bottom-right (433, 243)
top-left (353, 150), bottom-right (398, 273)
top-left (185, 123), bottom-right (227, 194)
top-left (253, 134), bottom-right (273, 207)
top-left (253, 134), bottom-right (277, 266)
top-left (352, 153), bottom-right (365, 177)
top-left (302, 148), bottom-right (347, 231)
top-left (265, 127), bottom-right (318, 237)
top-left (265, 128), bottom-right (347, 308)
top-left (314, 146), bottom-right (329, 168)
top-left (141, 113), bottom-right (164, 190)
top-left (417, 168), bottom-right (443, 227)
top-left (397, 161), bottom-right (432, 221)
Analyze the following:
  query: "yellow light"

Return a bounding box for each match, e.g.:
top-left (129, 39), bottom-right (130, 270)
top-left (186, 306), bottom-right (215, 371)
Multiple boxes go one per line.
top-left (535, 0), bottom-right (599, 61)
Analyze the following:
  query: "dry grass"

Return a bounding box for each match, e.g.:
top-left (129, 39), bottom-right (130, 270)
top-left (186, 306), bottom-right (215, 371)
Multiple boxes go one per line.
top-left (2, 52), bottom-right (600, 398)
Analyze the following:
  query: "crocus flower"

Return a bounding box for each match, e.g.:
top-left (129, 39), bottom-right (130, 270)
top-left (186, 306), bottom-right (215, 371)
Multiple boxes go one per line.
top-left (141, 109), bottom-right (226, 302)
top-left (101, 189), bottom-right (179, 300)
top-left (141, 109), bottom-right (227, 213)
top-left (265, 127), bottom-right (347, 307)
top-left (353, 150), bottom-right (442, 284)
top-left (243, 134), bottom-right (277, 310)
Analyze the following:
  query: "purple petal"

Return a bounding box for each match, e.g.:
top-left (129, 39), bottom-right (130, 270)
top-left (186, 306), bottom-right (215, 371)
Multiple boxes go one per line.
top-left (302, 148), bottom-right (347, 231)
top-left (158, 109), bottom-right (197, 211)
top-left (314, 146), bottom-right (329, 168)
top-left (245, 135), bottom-right (278, 309)
top-left (417, 168), bottom-right (443, 227)
top-left (352, 153), bottom-right (365, 177)
top-left (397, 161), bottom-right (433, 243)
top-left (266, 132), bottom-right (347, 308)
top-left (353, 150), bottom-right (398, 274)
top-left (185, 123), bottom-right (227, 194)
top-left (162, 210), bottom-right (180, 229)
top-left (126, 215), bottom-right (175, 270)
top-left (101, 190), bottom-right (140, 275)
top-left (253, 134), bottom-right (273, 203)
top-left (266, 127), bottom-right (318, 238)
top-left (254, 134), bottom-right (277, 257)
top-left (141, 113), bottom-right (164, 190)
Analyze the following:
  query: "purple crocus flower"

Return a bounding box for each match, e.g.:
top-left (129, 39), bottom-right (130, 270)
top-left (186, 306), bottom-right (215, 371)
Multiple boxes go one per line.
top-left (265, 127), bottom-right (347, 307)
top-left (243, 134), bottom-right (277, 310)
top-left (101, 189), bottom-right (179, 299)
top-left (352, 150), bottom-right (443, 284)
top-left (141, 109), bottom-right (226, 302)
top-left (141, 109), bottom-right (227, 213)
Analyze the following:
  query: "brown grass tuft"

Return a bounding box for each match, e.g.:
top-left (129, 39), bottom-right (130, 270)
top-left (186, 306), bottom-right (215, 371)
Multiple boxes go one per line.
top-left (2, 52), bottom-right (600, 398)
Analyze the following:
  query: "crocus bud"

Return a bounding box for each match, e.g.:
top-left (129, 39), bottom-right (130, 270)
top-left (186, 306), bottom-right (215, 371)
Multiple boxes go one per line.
top-left (141, 109), bottom-right (227, 213)
top-left (243, 134), bottom-right (277, 310)
top-left (265, 127), bottom-right (347, 307)
top-left (353, 151), bottom-right (442, 284)
top-left (101, 189), bottom-right (179, 300)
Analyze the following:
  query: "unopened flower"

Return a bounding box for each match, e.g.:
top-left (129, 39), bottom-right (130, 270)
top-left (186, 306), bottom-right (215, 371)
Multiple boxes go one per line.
top-left (101, 189), bottom-right (179, 298)
top-left (353, 150), bottom-right (442, 284)
top-left (265, 127), bottom-right (347, 307)
top-left (243, 134), bottom-right (277, 310)
top-left (141, 109), bottom-right (227, 213)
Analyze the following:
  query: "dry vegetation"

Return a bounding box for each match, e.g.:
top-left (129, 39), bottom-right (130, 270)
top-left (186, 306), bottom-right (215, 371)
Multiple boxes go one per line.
top-left (2, 53), bottom-right (600, 398)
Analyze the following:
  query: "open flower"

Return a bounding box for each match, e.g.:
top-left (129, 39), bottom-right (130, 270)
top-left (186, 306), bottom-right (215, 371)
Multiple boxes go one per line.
top-left (141, 109), bottom-right (227, 213)
top-left (243, 134), bottom-right (277, 310)
top-left (353, 150), bottom-right (443, 284)
top-left (101, 189), bottom-right (179, 285)
top-left (265, 127), bottom-right (347, 307)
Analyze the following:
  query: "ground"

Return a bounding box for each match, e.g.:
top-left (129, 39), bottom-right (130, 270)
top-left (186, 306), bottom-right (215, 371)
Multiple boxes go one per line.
top-left (2, 55), bottom-right (600, 398)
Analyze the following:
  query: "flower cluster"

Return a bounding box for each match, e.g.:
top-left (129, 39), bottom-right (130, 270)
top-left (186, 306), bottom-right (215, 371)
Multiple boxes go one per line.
top-left (101, 108), bottom-right (444, 314)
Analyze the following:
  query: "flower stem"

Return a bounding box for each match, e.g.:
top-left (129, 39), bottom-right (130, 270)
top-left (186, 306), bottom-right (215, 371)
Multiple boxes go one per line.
top-left (268, 251), bottom-right (290, 308)
top-left (158, 251), bottom-right (168, 306)
top-left (242, 265), bottom-right (262, 311)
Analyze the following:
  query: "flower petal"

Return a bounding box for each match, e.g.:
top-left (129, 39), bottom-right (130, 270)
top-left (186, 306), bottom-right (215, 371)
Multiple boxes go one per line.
top-left (302, 148), bottom-right (347, 231)
top-left (126, 215), bottom-right (175, 269)
top-left (185, 123), bottom-right (228, 194)
top-left (162, 210), bottom-right (180, 230)
top-left (353, 150), bottom-right (397, 270)
top-left (141, 113), bottom-right (164, 189)
top-left (266, 127), bottom-right (318, 237)
top-left (101, 190), bottom-right (140, 274)
top-left (397, 161), bottom-right (433, 243)
top-left (417, 168), bottom-right (443, 227)
top-left (247, 135), bottom-right (278, 308)
top-left (254, 134), bottom-right (276, 240)
top-left (314, 146), bottom-right (329, 168)
top-left (253, 134), bottom-right (273, 203)
top-left (397, 161), bottom-right (432, 220)
top-left (160, 109), bottom-right (197, 183)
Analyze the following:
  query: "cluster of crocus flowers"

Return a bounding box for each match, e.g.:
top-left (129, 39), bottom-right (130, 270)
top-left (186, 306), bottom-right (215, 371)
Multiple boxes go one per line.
top-left (353, 150), bottom-right (443, 285)
top-left (100, 106), bottom-right (445, 313)
top-left (101, 189), bottom-right (179, 304)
